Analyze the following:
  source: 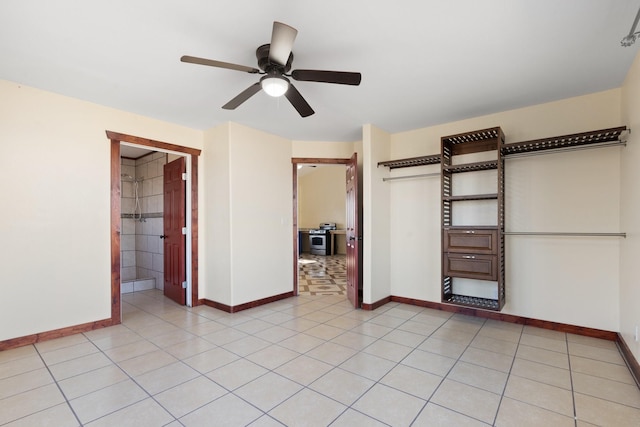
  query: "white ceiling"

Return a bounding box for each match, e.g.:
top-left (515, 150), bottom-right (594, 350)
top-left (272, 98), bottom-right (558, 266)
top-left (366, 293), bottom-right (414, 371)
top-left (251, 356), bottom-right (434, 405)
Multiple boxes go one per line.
top-left (1, 1), bottom-right (639, 142)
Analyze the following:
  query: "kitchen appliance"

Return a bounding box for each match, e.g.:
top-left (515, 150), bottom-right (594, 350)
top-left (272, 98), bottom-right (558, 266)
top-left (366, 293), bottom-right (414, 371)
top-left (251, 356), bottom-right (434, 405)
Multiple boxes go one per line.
top-left (309, 223), bottom-right (337, 255)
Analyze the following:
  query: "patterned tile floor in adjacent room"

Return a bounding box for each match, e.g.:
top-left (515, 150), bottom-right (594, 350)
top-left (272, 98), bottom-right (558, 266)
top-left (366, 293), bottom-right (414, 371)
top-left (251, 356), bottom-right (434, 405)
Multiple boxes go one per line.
top-left (298, 253), bottom-right (346, 296)
top-left (1, 289), bottom-right (640, 426)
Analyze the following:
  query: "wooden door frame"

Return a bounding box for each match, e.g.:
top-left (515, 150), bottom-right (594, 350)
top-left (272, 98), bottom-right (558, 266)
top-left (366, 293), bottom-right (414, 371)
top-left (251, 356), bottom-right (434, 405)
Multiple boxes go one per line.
top-left (108, 131), bottom-right (201, 325)
top-left (291, 157), bottom-right (352, 297)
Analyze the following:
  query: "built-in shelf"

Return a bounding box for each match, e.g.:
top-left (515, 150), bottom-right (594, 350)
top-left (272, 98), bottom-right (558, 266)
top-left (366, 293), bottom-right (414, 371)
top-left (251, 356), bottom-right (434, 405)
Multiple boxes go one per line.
top-left (443, 160), bottom-right (498, 173)
top-left (443, 127), bottom-right (503, 155)
top-left (377, 154), bottom-right (441, 169)
top-left (502, 126), bottom-right (627, 156)
top-left (444, 294), bottom-right (501, 310)
top-left (378, 126), bottom-right (627, 171)
top-left (443, 194), bottom-right (498, 202)
top-left (442, 126), bottom-right (505, 312)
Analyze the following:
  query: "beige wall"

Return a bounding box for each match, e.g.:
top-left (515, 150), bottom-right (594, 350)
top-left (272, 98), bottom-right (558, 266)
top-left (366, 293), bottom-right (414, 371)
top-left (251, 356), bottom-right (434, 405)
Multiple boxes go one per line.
top-left (203, 123), bottom-right (293, 306)
top-left (0, 80), bottom-right (202, 341)
top-left (202, 123), bottom-right (231, 304)
top-left (292, 140), bottom-right (355, 159)
top-left (620, 51), bottom-right (640, 362)
top-left (298, 166), bottom-right (346, 230)
top-left (363, 124), bottom-right (392, 304)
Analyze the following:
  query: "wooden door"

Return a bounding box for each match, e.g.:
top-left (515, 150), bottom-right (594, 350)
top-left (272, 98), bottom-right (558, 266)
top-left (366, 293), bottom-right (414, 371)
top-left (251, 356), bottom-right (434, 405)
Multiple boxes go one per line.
top-left (163, 157), bottom-right (186, 305)
top-left (346, 153), bottom-right (361, 308)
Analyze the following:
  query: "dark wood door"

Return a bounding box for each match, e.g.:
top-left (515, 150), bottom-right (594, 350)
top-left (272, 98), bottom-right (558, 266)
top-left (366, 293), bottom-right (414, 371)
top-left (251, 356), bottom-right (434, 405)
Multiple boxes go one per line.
top-left (163, 157), bottom-right (186, 305)
top-left (346, 153), bottom-right (361, 308)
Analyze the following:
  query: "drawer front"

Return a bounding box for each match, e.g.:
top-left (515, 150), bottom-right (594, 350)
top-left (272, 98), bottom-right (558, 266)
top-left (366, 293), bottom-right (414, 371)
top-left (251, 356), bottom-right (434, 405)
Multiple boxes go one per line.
top-left (443, 253), bottom-right (498, 281)
top-left (444, 229), bottom-right (498, 254)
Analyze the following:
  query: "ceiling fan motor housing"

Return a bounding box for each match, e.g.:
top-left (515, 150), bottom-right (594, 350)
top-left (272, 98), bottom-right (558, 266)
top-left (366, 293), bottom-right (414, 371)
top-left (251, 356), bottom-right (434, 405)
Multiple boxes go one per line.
top-left (256, 44), bottom-right (293, 73)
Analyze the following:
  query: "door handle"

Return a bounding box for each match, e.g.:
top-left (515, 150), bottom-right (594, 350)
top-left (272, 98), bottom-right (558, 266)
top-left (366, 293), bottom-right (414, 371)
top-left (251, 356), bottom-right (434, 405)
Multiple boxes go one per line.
top-left (160, 235), bottom-right (167, 239)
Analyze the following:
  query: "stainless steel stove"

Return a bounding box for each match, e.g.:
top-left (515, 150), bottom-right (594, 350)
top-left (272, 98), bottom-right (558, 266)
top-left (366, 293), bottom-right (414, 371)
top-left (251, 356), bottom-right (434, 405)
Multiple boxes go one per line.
top-left (309, 223), bottom-right (336, 255)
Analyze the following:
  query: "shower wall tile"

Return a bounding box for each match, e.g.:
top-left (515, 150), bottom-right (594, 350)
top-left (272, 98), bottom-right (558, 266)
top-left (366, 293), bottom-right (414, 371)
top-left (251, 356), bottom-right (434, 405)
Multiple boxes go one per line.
top-left (135, 235), bottom-right (148, 252)
top-left (121, 267), bottom-right (136, 282)
top-left (139, 220), bottom-right (152, 236)
top-left (120, 153), bottom-right (167, 291)
top-left (150, 195), bottom-right (163, 213)
top-left (150, 218), bottom-right (163, 236)
top-left (138, 252), bottom-right (153, 270)
top-left (122, 219), bottom-right (135, 236)
top-left (133, 279), bottom-right (155, 292)
top-left (121, 251), bottom-right (136, 268)
top-left (142, 180), bottom-right (153, 198)
top-left (121, 199), bottom-right (134, 216)
top-left (152, 254), bottom-right (164, 273)
top-left (152, 177), bottom-right (163, 195)
top-left (146, 160), bottom-right (157, 178)
top-left (122, 163), bottom-right (135, 175)
top-left (136, 163), bottom-right (148, 181)
top-left (121, 235), bottom-right (135, 252)
top-left (121, 181), bottom-right (134, 198)
top-left (121, 281), bottom-right (134, 294)
top-left (147, 236), bottom-right (161, 254)
top-left (150, 271), bottom-right (164, 291)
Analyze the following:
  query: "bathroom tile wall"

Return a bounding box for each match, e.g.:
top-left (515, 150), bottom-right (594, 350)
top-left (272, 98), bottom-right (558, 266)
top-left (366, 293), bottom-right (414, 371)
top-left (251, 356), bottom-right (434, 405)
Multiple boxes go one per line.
top-left (119, 152), bottom-right (166, 291)
top-left (135, 152), bottom-right (166, 291)
top-left (120, 158), bottom-right (137, 282)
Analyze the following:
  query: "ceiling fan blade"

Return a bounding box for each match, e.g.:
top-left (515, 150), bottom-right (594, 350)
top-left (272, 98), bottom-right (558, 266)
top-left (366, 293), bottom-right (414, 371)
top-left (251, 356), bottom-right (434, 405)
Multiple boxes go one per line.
top-left (284, 84), bottom-right (314, 117)
top-left (291, 69), bottom-right (362, 85)
top-left (269, 22), bottom-right (298, 66)
top-left (181, 55), bottom-right (259, 74)
top-left (222, 82), bottom-right (262, 110)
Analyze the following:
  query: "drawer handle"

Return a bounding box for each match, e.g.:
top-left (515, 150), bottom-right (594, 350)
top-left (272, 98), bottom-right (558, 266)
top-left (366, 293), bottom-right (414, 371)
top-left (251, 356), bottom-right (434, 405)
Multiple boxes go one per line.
top-left (464, 230), bottom-right (475, 234)
top-left (462, 255), bottom-right (476, 259)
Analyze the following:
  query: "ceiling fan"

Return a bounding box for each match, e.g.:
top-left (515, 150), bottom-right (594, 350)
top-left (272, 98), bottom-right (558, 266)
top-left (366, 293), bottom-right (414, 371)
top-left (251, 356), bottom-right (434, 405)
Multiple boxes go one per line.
top-left (180, 21), bottom-right (362, 117)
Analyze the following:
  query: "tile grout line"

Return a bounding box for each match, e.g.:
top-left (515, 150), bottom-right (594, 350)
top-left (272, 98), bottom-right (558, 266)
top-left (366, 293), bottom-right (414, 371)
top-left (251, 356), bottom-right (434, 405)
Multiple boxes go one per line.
top-left (491, 321), bottom-right (526, 426)
top-left (31, 343), bottom-right (84, 427)
top-left (566, 334), bottom-right (579, 427)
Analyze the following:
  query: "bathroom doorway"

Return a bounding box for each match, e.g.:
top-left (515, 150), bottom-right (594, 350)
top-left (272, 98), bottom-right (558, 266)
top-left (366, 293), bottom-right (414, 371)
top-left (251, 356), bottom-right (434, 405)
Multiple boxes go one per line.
top-left (108, 131), bottom-right (201, 324)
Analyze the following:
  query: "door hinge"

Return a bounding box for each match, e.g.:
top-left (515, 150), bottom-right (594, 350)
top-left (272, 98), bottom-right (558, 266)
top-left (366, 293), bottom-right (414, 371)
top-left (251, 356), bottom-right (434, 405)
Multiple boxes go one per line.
top-left (182, 227), bottom-right (187, 235)
top-left (181, 173), bottom-right (187, 181)
top-left (181, 281), bottom-right (187, 289)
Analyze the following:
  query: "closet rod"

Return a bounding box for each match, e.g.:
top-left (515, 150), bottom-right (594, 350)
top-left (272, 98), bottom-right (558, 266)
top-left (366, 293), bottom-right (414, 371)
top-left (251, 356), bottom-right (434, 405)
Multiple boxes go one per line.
top-left (383, 172), bottom-right (440, 182)
top-left (503, 141), bottom-right (626, 159)
top-left (503, 231), bottom-right (626, 238)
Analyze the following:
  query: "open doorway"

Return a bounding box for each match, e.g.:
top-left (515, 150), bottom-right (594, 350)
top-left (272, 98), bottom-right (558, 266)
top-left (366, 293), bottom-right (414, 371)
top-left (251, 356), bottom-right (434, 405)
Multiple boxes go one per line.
top-left (292, 156), bottom-right (361, 308)
top-left (108, 131), bottom-right (201, 325)
top-left (297, 164), bottom-right (347, 296)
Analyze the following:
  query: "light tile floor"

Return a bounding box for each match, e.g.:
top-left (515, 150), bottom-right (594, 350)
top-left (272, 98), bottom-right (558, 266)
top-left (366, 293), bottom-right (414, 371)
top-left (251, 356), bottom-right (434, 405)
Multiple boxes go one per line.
top-left (1, 290), bottom-right (639, 426)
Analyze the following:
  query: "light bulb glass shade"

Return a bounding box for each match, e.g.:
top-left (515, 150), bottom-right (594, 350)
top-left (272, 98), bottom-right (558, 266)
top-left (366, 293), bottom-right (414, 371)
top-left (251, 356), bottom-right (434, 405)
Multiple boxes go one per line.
top-left (261, 76), bottom-right (289, 97)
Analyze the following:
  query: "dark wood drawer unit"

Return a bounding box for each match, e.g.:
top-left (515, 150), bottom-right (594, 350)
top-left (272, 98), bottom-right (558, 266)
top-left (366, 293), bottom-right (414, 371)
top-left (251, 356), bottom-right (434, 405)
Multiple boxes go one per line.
top-left (443, 254), bottom-right (498, 281)
top-left (443, 228), bottom-right (498, 254)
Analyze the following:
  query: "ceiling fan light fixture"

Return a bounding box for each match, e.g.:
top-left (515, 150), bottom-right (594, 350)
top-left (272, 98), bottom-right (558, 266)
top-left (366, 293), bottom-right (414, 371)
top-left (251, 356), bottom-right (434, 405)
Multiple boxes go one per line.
top-left (261, 75), bottom-right (289, 97)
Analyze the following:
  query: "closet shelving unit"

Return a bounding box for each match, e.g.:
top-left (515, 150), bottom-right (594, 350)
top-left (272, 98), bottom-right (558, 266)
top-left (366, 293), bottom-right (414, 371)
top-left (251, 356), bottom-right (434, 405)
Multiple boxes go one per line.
top-left (501, 126), bottom-right (627, 156)
top-left (377, 124), bottom-right (627, 312)
top-left (377, 154), bottom-right (441, 169)
top-left (441, 127), bottom-right (505, 311)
